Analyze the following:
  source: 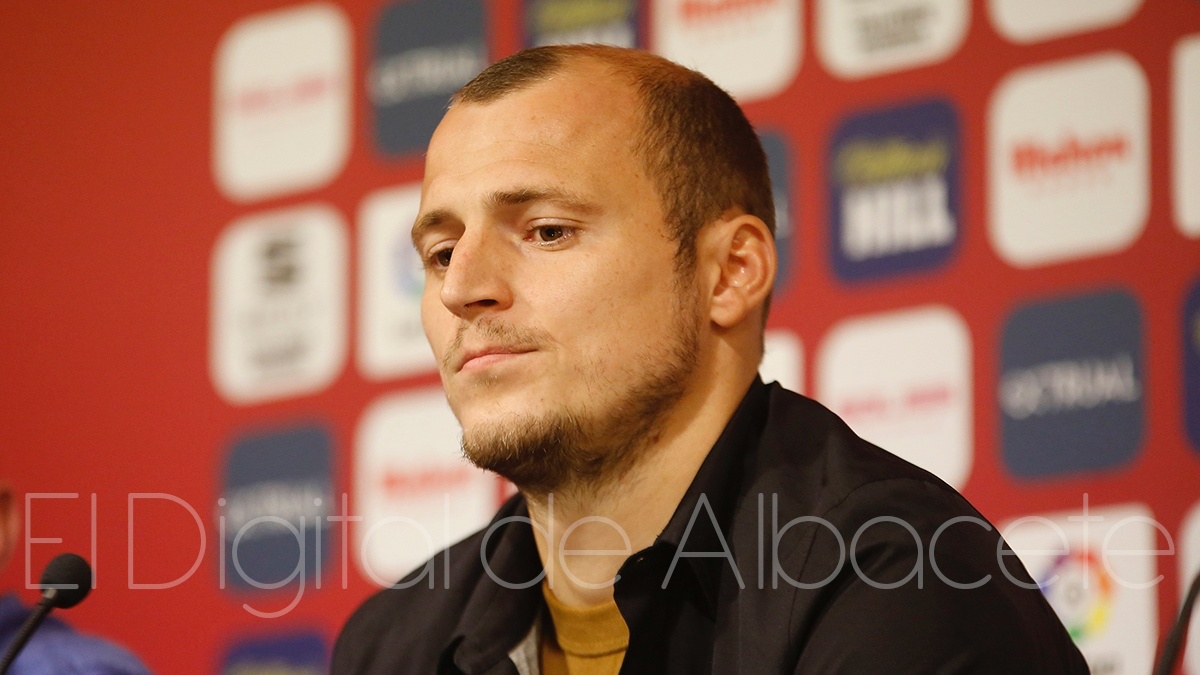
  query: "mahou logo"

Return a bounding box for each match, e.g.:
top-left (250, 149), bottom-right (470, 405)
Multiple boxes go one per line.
top-left (652, 0), bottom-right (801, 101)
top-left (1010, 134), bottom-right (1129, 178)
top-left (988, 52), bottom-right (1148, 267)
top-left (355, 389), bottom-right (499, 585)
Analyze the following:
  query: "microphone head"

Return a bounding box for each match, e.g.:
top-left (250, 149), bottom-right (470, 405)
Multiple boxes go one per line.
top-left (39, 553), bottom-right (92, 609)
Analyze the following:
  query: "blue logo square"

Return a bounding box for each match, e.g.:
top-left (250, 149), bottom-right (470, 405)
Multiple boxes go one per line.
top-left (761, 131), bottom-right (796, 296)
top-left (1184, 278), bottom-right (1200, 453)
top-left (999, 289), bottom-right (1145, 478)
top-left (221, 424), bottom-right (333, 590)
top-left (828, 98), bottom-right (960, 281)
top-left (222, 631), bottom-right (327, 672)
top-left (371, 0), bottom-right (488, 156)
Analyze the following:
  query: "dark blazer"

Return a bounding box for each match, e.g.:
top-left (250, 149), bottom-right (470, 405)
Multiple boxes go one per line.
top-left (333, 379), bottom-right (1090, 674)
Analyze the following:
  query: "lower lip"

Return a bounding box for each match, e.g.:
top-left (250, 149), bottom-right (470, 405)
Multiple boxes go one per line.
top-left (460, 352), bottom-right (531, 372)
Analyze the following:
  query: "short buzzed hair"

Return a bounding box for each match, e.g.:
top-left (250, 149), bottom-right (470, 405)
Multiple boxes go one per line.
top-left (453, 44), bottom-right (775, 273)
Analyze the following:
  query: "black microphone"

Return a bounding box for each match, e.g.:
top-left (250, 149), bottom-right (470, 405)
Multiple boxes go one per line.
top-left (1154, 566), bottom-right (1200, 675)
top-left (0, 553), bottom-right (93, 674)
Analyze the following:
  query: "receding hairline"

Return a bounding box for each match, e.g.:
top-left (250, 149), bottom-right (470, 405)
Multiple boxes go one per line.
top-left (451, 45), bottom-right (689, 108)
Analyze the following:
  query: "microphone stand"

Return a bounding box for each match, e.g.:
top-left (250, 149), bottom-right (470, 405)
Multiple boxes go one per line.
top-left (0, 593), bottom-right (57, 674)
top-left (1154, 567), bottom-right (1200, 675)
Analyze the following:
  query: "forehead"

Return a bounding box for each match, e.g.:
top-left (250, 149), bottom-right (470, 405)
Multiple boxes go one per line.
top-left (422, 63), bottom-right (651, 201)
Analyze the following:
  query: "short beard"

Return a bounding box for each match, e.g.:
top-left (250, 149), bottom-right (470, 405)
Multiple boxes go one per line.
top-left (460, 287), bottom-right (702, 498)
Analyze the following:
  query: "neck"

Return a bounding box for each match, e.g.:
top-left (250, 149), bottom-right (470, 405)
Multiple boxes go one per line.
top-left (525, 361), bottom-right (757, 607)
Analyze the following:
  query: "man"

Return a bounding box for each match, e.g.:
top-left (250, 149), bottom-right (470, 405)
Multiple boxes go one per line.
top-left (334, 45), bottom-right (1089, 674)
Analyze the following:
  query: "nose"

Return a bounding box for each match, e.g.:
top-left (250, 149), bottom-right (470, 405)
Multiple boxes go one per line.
top-left (438, 228), bottom-right (512, 318)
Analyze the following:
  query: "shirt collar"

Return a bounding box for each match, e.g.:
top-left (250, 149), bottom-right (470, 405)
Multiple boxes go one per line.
top-left (442, 377), bottom-right (771, 670)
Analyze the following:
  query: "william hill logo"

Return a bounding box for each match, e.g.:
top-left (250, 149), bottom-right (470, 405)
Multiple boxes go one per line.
top-left (679, 0), bottom-right (777, 22)
top-left (829, 99), bottom-right (960, 281)
top-left (1000, 289), bottom-right (1144, 478)
top-left (835, 137), bottom-right (954, 261)
top-left (529, 0), bottom-right (630, 33)
top-left (1011, 133), bottom-right (1130, 178)
top-left (525, 0), bottom-right (638, 48)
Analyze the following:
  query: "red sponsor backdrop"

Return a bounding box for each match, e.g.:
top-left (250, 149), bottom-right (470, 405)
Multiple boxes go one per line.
top-left (0, 1), bottom-right (1197, 672)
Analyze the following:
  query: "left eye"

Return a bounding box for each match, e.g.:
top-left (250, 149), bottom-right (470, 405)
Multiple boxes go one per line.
top-left (535, 223), bottom-right (571, 241)
top-left (533, 225), bottom-right (568, 242)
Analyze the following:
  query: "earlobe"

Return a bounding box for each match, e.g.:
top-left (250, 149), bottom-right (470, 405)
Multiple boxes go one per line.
top-left (708, 214), bottom-right (776, 328)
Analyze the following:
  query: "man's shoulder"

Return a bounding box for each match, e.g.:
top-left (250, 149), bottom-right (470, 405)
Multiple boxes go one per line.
top-left (0, 595), bottom-right (150, 675)
top-left (753, 385), bottom-right (1089, 673)
top-left (757, 382), bottom-right (965, 513)
top-left (745, 383), bottom-right (996, 580)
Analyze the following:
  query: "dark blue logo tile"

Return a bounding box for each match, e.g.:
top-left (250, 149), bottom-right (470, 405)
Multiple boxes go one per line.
top-left (999, 289), bottom-right (1145, 478)
top-left (761, 130), bottom-right (796, 296)
top-left (370, 0), bottom-right (488, 156)
top-left (828, 98), bottom-right (960, 281)
top-left (222, 631), bottom-right (327, 673)
top-left (221, 424), bottom-right (333, 590)
top-left (523, 0), bottom-right (640, 47)
top-left (1184, 278), bottom-right (1200, 453)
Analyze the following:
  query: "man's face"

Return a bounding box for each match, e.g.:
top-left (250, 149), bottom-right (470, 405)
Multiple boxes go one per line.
top-left (414, 63), bottom-right (704, 493)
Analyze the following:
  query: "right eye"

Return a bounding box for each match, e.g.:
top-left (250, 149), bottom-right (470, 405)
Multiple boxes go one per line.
top-left (425, 245), bottom-right (454, 270)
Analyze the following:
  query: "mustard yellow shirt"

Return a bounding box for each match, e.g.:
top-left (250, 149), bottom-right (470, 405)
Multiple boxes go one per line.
top-left (539, 582), bottom-right (629, 675)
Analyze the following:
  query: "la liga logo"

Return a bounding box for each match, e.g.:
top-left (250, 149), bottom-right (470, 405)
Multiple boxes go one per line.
top-left (1037, 548), bottom-right (1114, 641)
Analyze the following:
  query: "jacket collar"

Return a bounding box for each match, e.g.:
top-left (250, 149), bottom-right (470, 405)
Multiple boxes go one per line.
top-left (652, 376), bottom-right (768, 615)
top-left (441, 377), bottom-right (770, 671)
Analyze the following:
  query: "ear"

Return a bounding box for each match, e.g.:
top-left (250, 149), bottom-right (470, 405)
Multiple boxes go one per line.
top-left (0, 483), bottom-right (17, 574)
top-left (703, 213), bottom-right (776, 329)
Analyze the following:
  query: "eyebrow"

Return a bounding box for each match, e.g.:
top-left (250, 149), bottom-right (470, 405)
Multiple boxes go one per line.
top-left (410, 187), bottom-right (603, 249)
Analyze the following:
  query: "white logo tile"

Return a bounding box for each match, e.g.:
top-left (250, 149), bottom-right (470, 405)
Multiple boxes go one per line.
top-left (210, 204), bottom-right (348, 404)
top-left (817, 0), bottom-right (970, 79)
top-left (1174, 35), bottom-right (1200, 239)
top-left (988, 52), bottom-right (1149, 267)
top-left (816, 305), bottom-right (972, 488)
top-left (1180, 500), bottom-right (1200, 675)
top-left (761, 329), bottom-right (804, 394)
top-left (355, 389), bottom-right (497, 585)
top-left (651, 0), bottom-right (801, 102)
top-left (1001, 502), bottom-right (1159, 674)
top-left (357, 184), bottom-right (437, 380)
top-left (213, 3), bottom-right (352, 202)
top-left (989, 0), bottom-right (1144, 43)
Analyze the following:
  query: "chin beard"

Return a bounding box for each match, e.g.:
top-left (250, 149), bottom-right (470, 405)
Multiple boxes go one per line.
top-left (459, 301), bottom-right (701, 497)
